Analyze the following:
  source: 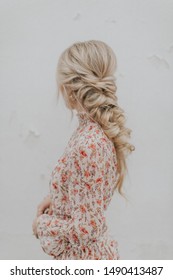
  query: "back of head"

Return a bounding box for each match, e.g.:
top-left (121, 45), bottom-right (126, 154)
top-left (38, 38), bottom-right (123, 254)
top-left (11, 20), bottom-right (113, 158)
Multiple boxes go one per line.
top-left (56, 40), bottom-right (135, 196)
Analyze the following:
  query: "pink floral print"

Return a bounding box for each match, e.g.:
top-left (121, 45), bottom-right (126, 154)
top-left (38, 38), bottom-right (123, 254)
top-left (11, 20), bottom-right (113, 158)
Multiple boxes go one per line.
top-left (36, 111), bottom-right (120, 260)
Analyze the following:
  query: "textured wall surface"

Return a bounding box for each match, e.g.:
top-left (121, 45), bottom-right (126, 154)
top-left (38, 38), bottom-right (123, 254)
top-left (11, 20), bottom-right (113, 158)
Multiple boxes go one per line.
top-left (0, 0), bottom-right (173, 259)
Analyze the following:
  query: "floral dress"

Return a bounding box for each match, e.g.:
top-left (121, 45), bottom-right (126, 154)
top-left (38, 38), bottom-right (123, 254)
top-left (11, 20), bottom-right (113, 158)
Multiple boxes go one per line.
top-left (36, 111), bottom-right (120, 260)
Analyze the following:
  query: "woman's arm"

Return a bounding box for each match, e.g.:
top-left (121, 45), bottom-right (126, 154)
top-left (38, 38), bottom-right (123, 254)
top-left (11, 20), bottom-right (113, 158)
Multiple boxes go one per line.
top-left (35, 140), bottom-right (106, 257)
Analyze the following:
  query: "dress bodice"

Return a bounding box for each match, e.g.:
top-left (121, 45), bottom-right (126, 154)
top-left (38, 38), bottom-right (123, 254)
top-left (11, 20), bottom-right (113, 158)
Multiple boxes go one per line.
top-left (36, 110), bottom-right (120, 259)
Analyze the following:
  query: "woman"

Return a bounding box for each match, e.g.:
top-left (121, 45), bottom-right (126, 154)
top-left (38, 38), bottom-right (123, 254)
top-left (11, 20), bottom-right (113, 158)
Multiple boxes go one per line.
top-left (32, 40), bottom-right (135, 259)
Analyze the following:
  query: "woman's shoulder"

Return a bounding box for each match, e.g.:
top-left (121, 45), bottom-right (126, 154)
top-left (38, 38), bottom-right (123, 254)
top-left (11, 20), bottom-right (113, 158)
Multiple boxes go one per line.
top-left (76, 122), bottom-right (101, 144)
top-left (74, 123), bottom-right (113, 157)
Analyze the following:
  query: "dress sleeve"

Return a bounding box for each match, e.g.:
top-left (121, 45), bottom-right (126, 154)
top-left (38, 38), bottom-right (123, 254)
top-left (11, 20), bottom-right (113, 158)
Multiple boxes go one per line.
top-left (36, 141), bottom-right (106, 257)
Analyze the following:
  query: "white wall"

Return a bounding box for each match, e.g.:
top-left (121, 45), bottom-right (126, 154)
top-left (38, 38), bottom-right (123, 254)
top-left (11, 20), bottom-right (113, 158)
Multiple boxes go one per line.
top-left (0, 0), bottom-right (173, 259)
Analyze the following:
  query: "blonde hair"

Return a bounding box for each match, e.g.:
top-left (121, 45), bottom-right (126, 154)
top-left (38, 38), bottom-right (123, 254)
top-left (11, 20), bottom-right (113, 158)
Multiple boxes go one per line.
top-left (56, 40), bottom-right (135, 196)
